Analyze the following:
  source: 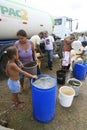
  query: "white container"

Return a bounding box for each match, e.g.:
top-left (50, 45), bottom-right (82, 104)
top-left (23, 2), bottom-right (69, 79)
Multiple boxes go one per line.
top-left (58, 86), bottom-right (75, 107)
top-left (71, 40), bottom-right (82, 51)
top-left (67, 78), bottom-right (82, 96)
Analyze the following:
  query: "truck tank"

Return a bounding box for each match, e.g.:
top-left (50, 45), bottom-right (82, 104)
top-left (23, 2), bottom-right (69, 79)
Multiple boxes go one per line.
top-left (0, 0), bottom-right (54, 40)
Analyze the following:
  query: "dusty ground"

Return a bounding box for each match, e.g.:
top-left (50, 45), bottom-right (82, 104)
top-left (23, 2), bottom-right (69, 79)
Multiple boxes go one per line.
top-left (0, 57), bottom-right (87, 130)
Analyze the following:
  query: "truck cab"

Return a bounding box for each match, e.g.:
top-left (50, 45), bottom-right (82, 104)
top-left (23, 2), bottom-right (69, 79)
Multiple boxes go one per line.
top-left (53, 16), bottom-right (72, 39)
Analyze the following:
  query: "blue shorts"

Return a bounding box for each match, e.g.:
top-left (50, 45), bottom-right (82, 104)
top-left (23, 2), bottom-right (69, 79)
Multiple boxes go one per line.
top-left (8, 79), bottom-right (20, 93)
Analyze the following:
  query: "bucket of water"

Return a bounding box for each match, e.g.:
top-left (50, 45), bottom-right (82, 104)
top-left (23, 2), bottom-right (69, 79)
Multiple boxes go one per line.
top-left (58, 86), bottom-right (75, 107)
top-left (23, 61), bottom-right (37, 75)
top-left (67, 78), bottom-right (82, 96)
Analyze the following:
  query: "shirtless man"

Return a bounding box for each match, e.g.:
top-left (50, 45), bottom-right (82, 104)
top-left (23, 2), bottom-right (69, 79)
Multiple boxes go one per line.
top-left (6, 46), bottom-right (38, 108)
top-left (62, 34), bottom-right (75, 71)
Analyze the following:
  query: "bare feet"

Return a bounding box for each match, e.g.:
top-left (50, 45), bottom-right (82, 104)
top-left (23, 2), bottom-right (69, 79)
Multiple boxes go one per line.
top-left (15, 103), bottom-right (24, 109)
top-left (18, 101), bottom-right (24, 104)
top-left (21, 88), bottom-right (25, 93)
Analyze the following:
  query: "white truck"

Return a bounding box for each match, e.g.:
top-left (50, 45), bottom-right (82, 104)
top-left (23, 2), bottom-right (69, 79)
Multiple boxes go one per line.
top-left (0, 0), bottom-right (54, 40)
top-left (53, 16), bottom-right (73, 39)
top-left (52, 16), bottom-right (78, 59)
top-left (0, 0), bottom-right (77, 41)
top-left (0, 0), bottom-right (54, 73)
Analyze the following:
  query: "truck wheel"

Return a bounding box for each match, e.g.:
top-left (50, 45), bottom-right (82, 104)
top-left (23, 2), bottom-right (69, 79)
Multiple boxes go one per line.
top-left (0, 43), bottom-right (13, 76)
top-left (0, 53), bottom-right (8, 77)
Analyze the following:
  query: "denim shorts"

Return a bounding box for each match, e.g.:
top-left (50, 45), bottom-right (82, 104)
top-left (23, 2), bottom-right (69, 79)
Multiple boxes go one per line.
top-left (8, 79), bottom-right (20, 93)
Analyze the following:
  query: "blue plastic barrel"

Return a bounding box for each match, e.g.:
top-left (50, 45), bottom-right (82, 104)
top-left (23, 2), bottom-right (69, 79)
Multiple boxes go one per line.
top-left (73, 63), bottom-right (86, 80)
top-left (83, 63), bottom-right (87, 72)
top-left (31, 74), bottom-right (57, 123)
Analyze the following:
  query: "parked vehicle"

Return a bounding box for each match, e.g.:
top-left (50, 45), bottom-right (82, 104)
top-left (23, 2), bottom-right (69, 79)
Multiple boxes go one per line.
top-left (53, 16), bottom-right (72, 39)
top-left (0, 0), bottom-right (54, 73)
top-left (0, 0), bottom-right (77, 74)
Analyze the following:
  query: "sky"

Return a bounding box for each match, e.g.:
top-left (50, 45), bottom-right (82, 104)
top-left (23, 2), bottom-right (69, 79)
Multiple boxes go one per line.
top-left (17, 0), bottom-right (87, 32)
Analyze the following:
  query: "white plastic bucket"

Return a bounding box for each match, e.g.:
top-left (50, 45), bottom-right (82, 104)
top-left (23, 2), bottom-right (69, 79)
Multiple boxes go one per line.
top-left (59, 86), bottom-right (75, 107)
top-left (67, 78), bottom-right (82, 96)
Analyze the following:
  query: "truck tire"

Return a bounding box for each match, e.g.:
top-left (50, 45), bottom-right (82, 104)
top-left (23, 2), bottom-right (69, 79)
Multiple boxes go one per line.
top-left (0, 43), bottom-right (13, 76)
top-left (0, 53), bottom-right (8, 76)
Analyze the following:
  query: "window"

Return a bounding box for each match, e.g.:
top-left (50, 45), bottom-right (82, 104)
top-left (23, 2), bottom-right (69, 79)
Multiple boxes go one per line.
top-left (54, 18), bottom-right (62, 25)
top-left (66, 18), bottom-right (72, 29)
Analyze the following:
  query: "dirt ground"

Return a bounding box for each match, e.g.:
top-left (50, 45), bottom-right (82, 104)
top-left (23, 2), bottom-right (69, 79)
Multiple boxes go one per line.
top-left (0, 57), bottom-right (87, 130)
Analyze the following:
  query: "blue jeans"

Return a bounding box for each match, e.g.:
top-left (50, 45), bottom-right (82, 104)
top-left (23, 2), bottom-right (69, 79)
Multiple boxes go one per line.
top-left (46, 50), bottom-right (53, 68)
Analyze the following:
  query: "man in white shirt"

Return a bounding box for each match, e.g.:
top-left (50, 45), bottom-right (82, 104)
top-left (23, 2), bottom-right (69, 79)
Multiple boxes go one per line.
top-left (78, 33), bottom-right (86, 43)
top-left (30, 32), bottom-right (44, 56)
top-left (44, 31), bottom-right (56, 70)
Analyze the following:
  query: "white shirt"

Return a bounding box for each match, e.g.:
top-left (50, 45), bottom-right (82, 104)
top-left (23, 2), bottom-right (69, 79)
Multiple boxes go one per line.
top-left (83, 46), bottom-right (87, 55)
top-left (30, 35), bottom-right (40, 49)
top-left (44, 36), bottom-right (54, 50)
top-left (78, 36), bottom-right (86, 42)
top-left (85, 36), bottom-right (87, 41)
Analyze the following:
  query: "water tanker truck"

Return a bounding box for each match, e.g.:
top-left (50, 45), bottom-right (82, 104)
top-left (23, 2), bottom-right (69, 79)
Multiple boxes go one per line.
top-left (0, 0), bottom-right (54, 40)
top-left (0, 0), bottom-right (76, 74)
top-left (0, 0), bottom-right (54, 73)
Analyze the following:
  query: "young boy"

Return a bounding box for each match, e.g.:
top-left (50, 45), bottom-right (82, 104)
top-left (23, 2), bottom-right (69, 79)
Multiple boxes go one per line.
top-left (5, 46), bottom-right (38, 108)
